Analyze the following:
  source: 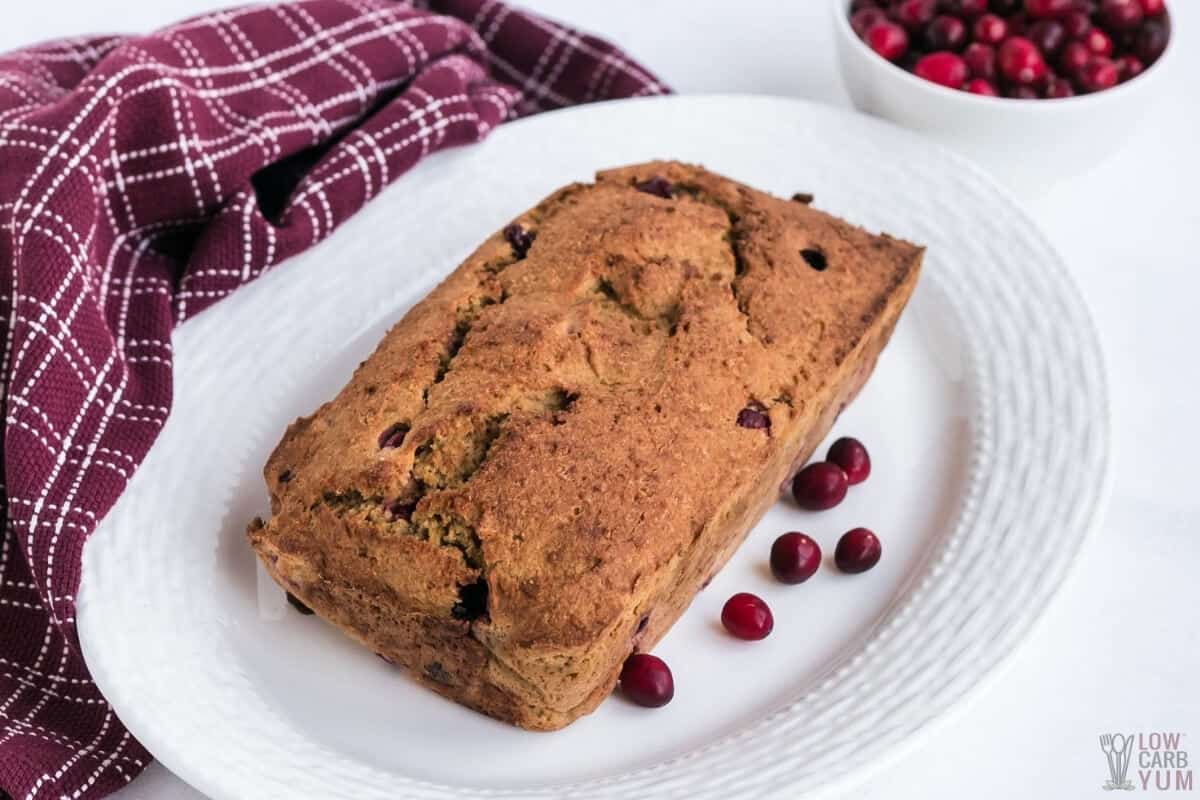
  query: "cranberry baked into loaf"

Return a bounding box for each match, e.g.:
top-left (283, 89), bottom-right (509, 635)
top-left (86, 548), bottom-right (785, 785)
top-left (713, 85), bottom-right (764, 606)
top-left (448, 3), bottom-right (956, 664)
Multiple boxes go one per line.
top-left (247, 162), bottom-right (923, 730)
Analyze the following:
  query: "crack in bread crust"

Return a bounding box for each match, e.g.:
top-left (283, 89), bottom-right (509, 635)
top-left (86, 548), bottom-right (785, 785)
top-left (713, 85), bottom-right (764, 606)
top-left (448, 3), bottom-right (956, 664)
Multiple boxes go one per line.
top-left (248, 161), bottom-right (923, 730)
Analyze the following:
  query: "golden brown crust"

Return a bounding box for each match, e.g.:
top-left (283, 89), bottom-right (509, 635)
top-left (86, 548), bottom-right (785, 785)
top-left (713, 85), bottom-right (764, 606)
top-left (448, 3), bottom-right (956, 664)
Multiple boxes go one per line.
top-left (247, 161), bottom-right (923, 730)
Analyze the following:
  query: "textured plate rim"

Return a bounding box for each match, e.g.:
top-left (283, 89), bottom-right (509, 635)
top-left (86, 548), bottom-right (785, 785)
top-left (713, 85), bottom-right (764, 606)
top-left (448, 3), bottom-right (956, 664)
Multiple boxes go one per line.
top-left (77, 94), bottom-right (1112, 800)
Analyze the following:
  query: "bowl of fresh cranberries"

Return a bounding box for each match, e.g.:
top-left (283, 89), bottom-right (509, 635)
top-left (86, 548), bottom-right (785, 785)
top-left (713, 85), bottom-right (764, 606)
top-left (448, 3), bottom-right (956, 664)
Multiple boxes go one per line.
top-left (833, 0), bottom-right (1174, 182)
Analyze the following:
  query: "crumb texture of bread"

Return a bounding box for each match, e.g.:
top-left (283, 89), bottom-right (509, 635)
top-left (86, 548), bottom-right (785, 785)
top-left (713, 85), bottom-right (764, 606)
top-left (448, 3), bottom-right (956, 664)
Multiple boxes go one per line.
top-left (247, 161), bottom-right (923, 730)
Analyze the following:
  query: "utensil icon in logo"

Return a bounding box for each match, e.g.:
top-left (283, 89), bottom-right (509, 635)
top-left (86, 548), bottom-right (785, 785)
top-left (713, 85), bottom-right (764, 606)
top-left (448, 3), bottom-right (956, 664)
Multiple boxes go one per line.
top-left (1100, 733), bottom-right (1135, 790)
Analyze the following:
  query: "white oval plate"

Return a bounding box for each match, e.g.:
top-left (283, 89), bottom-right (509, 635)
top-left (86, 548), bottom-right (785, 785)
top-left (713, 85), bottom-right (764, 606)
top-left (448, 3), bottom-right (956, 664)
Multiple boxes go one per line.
top-left (78, 95), bottom-right (1109, 800)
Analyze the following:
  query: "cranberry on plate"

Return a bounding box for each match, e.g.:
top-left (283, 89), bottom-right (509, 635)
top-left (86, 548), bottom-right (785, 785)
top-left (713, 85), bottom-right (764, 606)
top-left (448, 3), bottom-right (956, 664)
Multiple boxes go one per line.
top-left (791, 461), bottom-right (848, 511)
top-left (834, 528), bottom-right (883, 574)
top-left (827, 437), bottom-right (871, 485)
top-left (721, 593), bottom-right (774, 640)
top-left (620, 653), bottom-right (674, 707)
top-left (849, 0), bottom-right (1169, 97)
top-left (771, 532), bottom-right (823, 584)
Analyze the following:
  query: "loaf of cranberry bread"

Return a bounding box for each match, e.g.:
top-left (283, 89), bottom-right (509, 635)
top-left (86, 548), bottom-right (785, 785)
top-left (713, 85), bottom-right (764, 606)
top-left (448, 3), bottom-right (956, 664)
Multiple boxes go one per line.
top-left (247, 161), bottom-right (922, 730)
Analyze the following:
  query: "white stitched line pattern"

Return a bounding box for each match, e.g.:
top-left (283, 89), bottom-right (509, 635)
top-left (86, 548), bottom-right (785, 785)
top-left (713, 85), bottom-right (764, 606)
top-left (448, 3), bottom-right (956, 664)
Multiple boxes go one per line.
top-left (0, 711), bottom-right (145, 768)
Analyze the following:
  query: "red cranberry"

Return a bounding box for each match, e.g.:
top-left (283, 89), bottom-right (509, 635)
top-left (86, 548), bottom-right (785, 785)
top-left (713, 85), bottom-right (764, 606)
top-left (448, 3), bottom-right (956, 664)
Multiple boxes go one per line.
top-left (1061, 10), bottom-right (1092, 37)
top-left (635, 176), bottom-right (674, 199)
top-left (867, 21), bottom-right (911, 60)
top-left (1006, 83), bottom-right (1041, 97)
top-left (1060, 40), bottom-right (1091, 72)
top-left (1045, 75), bottom-right (1077, 95)
top-left (770, 532), bottom-right (823, 584)
top-left (1083, 27), bottom-right (1114, 55)
top-left (998, 36), bottom-right (1048, 83)
top-left (1032, 67), bottom-right (1058, 91)
top-left (1029, 20), bottom-right (1067, 55)
top-left (944, 0), bottom-right (989, 15)
top-left (1135, 21), bottom-right (1169, 63)
top-left (926, 15), bottom-right (968, 49)
top-left (990, 0), bottom-right (1022, 13)
top-left (619, 653), bottom-right (674, 707)
top-left (966, 77), bottom-right (1000, 94)
top-left (503, 224), bottom-right (534, 258)
top-left (1006, 11), bottom-right (1030, 35)
top-left (973, 13), bottom-right (1009, 43)
top-left (894, 0), bottom-right (938, 30)
top-left (1117, 53), bottom-right (1145, 80)
top-left (378, 422), bottom-right (409, 449)
top-left (964, 43), bottom-right (998, 78)
top-left (834, 528), bottom-right (882, 574)
top-left (792, 462), bottom-right (849, 510)
top-left (721, 593), bottom-right (774, 640)
top-left (1024, 0), bottom-right (1076, 17)
top-left (1138, 0), bottom-right (1165, 16)
top-left (736, 405), bottom-right (770, 430)
top-left (827, 437), bottom-right (871, 485)
top-left (852, 7), bottom-right (891, 35)
top-left (914, 51), bottom-right (969, 87)
top-left (851, 0), bottom-right (881, 10)
top-left (1078, 55), bottom-right (1119, 90)
top-left (1099, 0), bottom-right (1144, 30)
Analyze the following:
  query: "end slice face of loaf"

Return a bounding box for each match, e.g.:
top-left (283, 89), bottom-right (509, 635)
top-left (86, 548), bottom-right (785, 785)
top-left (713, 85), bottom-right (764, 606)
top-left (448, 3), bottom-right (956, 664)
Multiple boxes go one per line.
top-left (247, 161), bottom-right (923, 730)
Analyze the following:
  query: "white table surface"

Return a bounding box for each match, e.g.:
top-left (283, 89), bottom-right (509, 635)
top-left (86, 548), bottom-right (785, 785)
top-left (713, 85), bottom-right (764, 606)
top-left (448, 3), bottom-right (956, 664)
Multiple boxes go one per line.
top-left (5, 2), bottom-right (1198, 798)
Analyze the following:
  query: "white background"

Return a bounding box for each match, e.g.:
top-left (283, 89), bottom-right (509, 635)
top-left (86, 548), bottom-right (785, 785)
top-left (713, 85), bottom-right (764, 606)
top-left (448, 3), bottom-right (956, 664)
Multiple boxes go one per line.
top-left (5, 1), bottom-right (1199, 798)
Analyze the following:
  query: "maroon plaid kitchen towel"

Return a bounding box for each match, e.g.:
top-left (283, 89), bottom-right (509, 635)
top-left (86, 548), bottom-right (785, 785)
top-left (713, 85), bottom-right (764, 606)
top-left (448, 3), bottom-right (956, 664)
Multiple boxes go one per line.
top-left (0, 1), bottom-right (665, 795)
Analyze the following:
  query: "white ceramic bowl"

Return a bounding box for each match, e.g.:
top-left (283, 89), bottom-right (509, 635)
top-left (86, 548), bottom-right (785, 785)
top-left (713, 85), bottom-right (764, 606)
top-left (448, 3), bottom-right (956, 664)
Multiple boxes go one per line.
top-left (832, 0), bottom-right (1176, 187)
